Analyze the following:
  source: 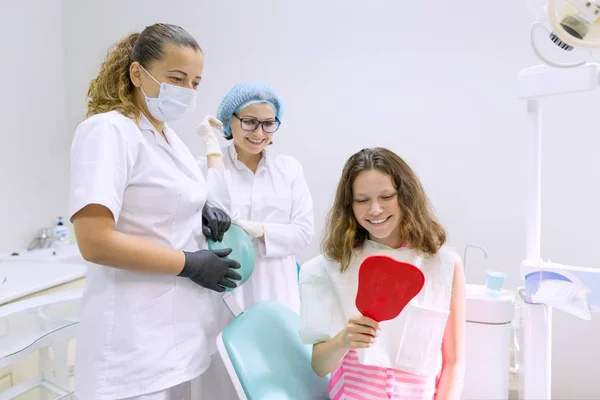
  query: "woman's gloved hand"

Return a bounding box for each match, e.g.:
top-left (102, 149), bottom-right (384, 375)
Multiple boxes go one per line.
top-left (234, 219), bottom-right (265, 239)
top-left (178, 248), bottom-right (241, 292)
top-left (196, 115), bottom-right (223, 156)
top-left (202, 204), bottom-right (231, 242)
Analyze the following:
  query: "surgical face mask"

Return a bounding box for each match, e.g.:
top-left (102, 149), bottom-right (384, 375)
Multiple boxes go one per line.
top-left (140, 65), bottom-right (197, 122)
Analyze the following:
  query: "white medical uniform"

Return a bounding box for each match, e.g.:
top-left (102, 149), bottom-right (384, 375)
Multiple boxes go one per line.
top-left (298, 240), bottom-right (457, 378)
top-left (69, 111), bottom-right (233, 400)
top-left (198, 144), bottom-right (315, 314)
top-left (193, 144), bottom-right (314, 400)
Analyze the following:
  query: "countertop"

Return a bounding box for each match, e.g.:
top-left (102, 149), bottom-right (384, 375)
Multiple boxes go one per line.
top-left (0, 245), bottom-right (86, 305)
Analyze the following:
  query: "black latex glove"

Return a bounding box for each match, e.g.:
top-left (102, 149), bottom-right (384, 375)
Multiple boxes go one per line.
top-left (202, 204), bottom-right (231, 242)
top-left (178, 248), bottom-right (242, 292)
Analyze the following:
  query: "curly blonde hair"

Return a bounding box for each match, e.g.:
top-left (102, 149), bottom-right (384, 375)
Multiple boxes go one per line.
top-left (322, 147), bottom-right (447, 272)
top-left (86, 23), bottom-right (202, 119)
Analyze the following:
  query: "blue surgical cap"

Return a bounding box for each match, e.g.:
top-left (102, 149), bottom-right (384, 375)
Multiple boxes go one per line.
top-left (216, 81), bottom-right (284, 136)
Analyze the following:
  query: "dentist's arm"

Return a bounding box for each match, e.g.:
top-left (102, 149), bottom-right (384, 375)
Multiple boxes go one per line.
top-left (69, 117), bottom-right (238, 292)
top-left (236, 162), bottom-right (314, 257)
top-left (197, 115), bottom-right (226, 169)
top-left (435, 257), bottom-right (466, 400)
top-left (69, 118), bottom-right (184, 274)
top-left (73, 204), bottom-right (241, 292)
top-left (196, 116), bottom-right (237, 219)
top-left (73, 205), bottom-right (184, 274)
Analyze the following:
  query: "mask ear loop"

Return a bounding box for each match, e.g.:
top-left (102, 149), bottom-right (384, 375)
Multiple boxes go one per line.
top-left (138, 64), bottom-right (163, 98)
top-left (530, 21), bottom-right (587, 68)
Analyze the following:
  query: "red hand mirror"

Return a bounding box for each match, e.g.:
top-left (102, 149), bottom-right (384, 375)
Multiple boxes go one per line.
top-left (355, 254), bottom-right (425, 322)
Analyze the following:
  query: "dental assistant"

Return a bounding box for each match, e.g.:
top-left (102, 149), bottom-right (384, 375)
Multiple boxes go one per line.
top-left (195, 81), bottom-right (315, 399)
top-left (198, 81), bottom-right (315, 314)
top-left (68, 23), bottom-right (241, 400)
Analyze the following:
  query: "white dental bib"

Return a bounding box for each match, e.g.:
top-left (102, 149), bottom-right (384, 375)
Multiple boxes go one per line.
top-left (299, 240), bottom-right (456, 378)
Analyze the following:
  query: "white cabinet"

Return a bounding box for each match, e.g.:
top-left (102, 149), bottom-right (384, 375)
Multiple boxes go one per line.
top-left (0, 245), bottom-right (86, 400)
top-left (463, 284), bottom-right (515, 400)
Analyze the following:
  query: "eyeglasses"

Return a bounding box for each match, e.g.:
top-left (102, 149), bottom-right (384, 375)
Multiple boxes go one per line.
top-left (233, 114), bottom-right (281, 133)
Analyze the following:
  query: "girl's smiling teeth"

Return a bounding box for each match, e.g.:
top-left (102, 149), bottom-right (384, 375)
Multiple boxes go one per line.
top-left (368, 216), bottom-right (391, 225)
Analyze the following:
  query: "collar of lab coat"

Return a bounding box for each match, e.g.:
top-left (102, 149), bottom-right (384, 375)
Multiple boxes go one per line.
top-left (136, 112), bottom-right (174, 142)
top-left (134, 112), bottom-right (202, 182)
top-left (226, 143), bottom-right (271, 172)
top-left (136, 112), bottom-right (183, 155)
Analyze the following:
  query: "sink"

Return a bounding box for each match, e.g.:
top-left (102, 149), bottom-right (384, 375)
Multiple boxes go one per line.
top-left (0, 244), bottom-right (84, 264)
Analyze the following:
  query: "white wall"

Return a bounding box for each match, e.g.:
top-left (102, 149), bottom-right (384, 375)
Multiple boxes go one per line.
top-left (14, 0), bottom-right (598, 397)
top-left (0, 0), bottom-right (70, 253)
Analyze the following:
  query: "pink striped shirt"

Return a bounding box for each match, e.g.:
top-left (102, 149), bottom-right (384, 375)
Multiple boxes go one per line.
top-left (329, 350), bottom-right (437, 400)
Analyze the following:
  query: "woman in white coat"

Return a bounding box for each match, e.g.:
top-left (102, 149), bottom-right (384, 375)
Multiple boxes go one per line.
top-left (199, 81), bottom-right (315, 314)
top-left (196, 81), bottom-right (315, 399)
top-left (69, 23), bottom-right (242, 400)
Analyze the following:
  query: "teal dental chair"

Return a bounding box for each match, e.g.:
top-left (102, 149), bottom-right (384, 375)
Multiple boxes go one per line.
top-left (216, 300), bottom-right (330, 399)
top-left (215, 252), bottom-right (326, 399)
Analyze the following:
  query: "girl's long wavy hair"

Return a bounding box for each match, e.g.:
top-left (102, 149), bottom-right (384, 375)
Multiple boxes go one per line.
top-left (322, 147), bottom-right (447, 272)
top-left (86, 23), bottom-right (201, 119)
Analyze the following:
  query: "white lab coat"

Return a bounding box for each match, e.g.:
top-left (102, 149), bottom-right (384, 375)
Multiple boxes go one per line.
top-left (298, 240), bottom-right (457, 378)
top-left (68, 111), bottom-right (233, 400)
top-left (198, 144), bottom-right (315, 314)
